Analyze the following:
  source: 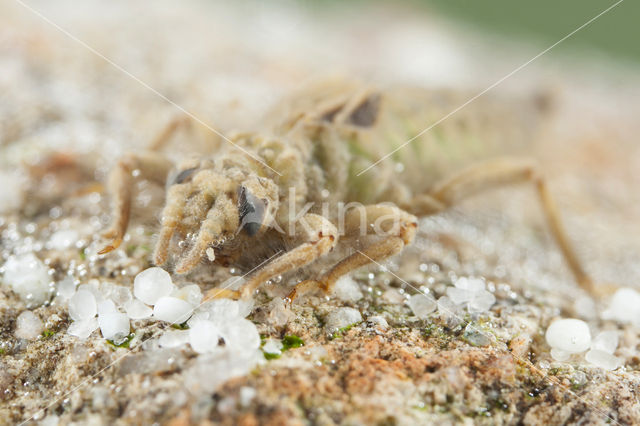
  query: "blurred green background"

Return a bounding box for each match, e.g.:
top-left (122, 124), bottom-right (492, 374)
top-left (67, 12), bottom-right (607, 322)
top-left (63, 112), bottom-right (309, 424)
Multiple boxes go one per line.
top-left (419, 0), bottom-right (638, 63)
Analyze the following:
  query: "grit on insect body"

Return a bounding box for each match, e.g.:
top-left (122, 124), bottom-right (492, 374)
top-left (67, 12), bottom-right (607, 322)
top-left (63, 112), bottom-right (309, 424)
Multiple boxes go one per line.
top-left (100, 80), bottom-right (600, 302)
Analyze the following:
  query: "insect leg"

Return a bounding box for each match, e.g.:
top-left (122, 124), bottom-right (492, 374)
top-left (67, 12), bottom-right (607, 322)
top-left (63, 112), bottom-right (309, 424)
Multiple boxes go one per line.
top-left (152, 183), bottom-right (192, 265)
top-left (155, 170), bottom-right (235, 267)
top-left (99, 152), bottom-right (173, 254)
top-left (175, 193), bottom-right (238, 273)
top-left (287, 204), bottom-right (417, 302)
top-left (204, 214), bottom-right (338, 301)
top-left (147, 115), bottom-right (191, 151)
top-left (410, 157), bottom-right (595, 295)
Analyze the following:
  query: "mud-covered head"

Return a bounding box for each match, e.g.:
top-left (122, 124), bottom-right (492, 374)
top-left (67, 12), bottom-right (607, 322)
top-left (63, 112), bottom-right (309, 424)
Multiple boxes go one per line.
top-left (154, 161), bottom-right (279, 274)
top-left (237, 175), bottom-right (279, 237)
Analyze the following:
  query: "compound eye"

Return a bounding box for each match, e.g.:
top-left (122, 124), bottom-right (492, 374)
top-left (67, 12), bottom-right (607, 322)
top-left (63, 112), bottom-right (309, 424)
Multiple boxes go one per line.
top-left (171, 167), bottom-right (198, 185)
top-left (238, 186), bottom-right (266, 236)
top-left (348, 93), bottom-right (380, 127)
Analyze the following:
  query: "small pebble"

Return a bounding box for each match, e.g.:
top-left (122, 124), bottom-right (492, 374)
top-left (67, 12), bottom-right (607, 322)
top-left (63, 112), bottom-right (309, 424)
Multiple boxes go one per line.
top-left (437, 296), bottom-right (464, 324)
top-left (324, 307), bottom-right (362, 332)
top-left (408, 293), bottom-right (437, 319)
top-left (446, 287), bottom-right (474, 305)
top-left (446, 277), bottom-right (495, 313)
top-left (463, 323), bottom-right (492, 346)
top-left (467, 291), bottom-right (496, 313)
top-left (266, 298), bottom-right (291, 327)
top-left (367, 315), bottom-right (389, 331)
top-left (332, 275), bottom-right (363, 302)
top-left (454, 277), bottom-right (486, 292)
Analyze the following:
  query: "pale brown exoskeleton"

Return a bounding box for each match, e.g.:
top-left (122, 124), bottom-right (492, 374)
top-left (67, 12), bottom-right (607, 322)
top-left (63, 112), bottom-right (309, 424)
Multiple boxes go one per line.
top-left (99, 80), bottom-right (603, 302)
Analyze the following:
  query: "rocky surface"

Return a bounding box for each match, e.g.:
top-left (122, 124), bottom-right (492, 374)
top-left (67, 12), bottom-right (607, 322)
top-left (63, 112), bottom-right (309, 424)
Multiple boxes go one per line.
top-left (2, 1), bottom-right (640, 425)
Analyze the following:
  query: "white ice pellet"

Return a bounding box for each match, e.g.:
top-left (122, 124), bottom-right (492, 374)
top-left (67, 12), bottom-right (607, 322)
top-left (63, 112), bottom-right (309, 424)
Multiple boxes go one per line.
top-left (108, 285), bottom-right (132, 307)
top-left (585, 349), bottom-right (622, 370)
top-left (124, 299), bottom-right (153, 319)
top-left (203, 299), bottom-right (241, 323)
top-left (545, 318), bottom-right (591, 354)
top-left (97, 299), bottom-right (117, 316)
top-left (189, 320), bottom-right (221, 353)
top-left (67, 317), bottom-right (99, 339)
top-left (56, 277), bottom-right (76, 300)
top-left (172, 284), bottom-right (203, 307)
top-left (134, 267), bottom-right (175, 305)
top-left (591, 331), bottom-right (618, 354)
top-left (262, 338), bottom-right (283, 355)
top-left (158, 329), bottom-right (190, 348)
top-left (14, 310), bottom-right (43, 340)
top-left (219, 318), bottom-right (261, 350)
top-left (1, 253), bottom-right (51, 306)
top-left (407, 293), bottom-right (437, 319)
top-left (48, 229), bottom-right (79, 250)
top-left (68, 289), bottom-right (97, 321)
top-left (237, 298), bottom-right (254, 318)
top-left (324, 307), bottom-right (362, 332)
top-left (153, 297), bottom-right (194, 324)
top-left (78, 280), bottom-right (104, 301)
top-left (601, 288), bottom-right (640, 325)
top-left (187, 311), bottom-right (210, 328)
top-left (332, 275), bottom-right (363, 302)
top-left (98, 312), bottom-right (130, 342)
